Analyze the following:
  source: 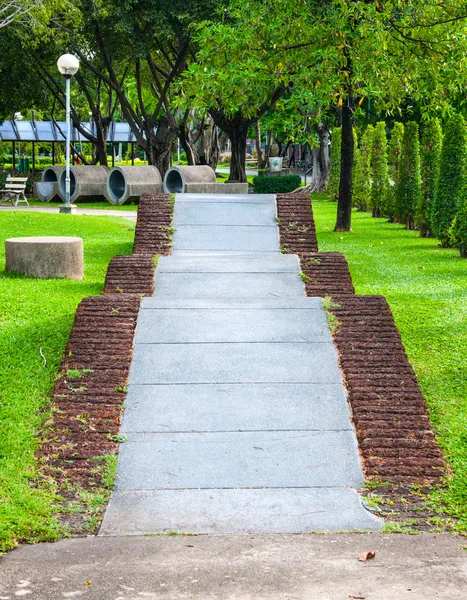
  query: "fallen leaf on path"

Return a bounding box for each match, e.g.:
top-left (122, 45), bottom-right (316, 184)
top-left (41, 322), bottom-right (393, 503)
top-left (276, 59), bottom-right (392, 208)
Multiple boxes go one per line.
top-left (349, 595), bottom-right (366, 599)
top-left (358, 551), bottom-right (376, 562)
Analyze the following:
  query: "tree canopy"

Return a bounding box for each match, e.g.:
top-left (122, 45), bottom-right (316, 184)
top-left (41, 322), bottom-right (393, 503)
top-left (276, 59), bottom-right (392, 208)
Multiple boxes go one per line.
top-left (180, 0), bottom-right (467, 227)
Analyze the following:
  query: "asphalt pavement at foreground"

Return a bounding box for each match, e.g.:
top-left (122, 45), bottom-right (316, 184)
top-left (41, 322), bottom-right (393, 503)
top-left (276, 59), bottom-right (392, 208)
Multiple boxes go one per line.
top-left (0, 534), bottom-right (466, 599)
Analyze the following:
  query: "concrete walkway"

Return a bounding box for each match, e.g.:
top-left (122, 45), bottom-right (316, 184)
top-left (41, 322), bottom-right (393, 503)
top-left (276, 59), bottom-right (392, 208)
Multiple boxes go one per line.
top-left (0, 205), bottom-right (137, 220)
top-left (2, 534), bottom-right (465, 599)
top-left (100, 193), bottom-right (381, 535)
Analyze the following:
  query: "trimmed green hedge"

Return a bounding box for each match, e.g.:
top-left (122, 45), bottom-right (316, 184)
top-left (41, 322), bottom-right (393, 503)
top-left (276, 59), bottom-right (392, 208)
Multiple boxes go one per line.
top-left (253, 174), bottom-right (301, 194)
top-left (432, 114), bottom-right (467, 247)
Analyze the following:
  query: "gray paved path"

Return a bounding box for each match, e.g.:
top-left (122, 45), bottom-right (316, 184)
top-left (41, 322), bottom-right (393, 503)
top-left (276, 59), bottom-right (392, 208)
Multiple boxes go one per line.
top-left (100, 193), bottom-right (381, 535)
top-left (0, 205), bottom-right (137, 220)
top-left (2, 534), bottom-right (465, 599)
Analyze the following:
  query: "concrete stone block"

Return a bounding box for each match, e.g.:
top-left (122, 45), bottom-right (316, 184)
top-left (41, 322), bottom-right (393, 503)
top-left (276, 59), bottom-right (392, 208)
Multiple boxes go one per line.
top-left (122, 383), bottom-right (352, 433)
top-left (173, 202), bottom-right (275, 226)
top-left (172, 225), bottom-right (279, 253)
top-left (175, 193), bottom-right (274, 203)
top-left (184, 183), bottom-right (249, 194)
top-left (134, 308), bottom-right (332, 344)
top-left (115, 430), bottom-right (364, 489)
top-left (128, 342), bottom-right (343, 385)
top-left (141, 296), bottom-right (323, 309)
top-left (100, 488), bottom-right (382, 535)
top-left (156, 253), bottom-right (300, 273)
top-left (5, 236), bottom-right (84, 280)
top-left (153, 272), bottom-right (305, 298)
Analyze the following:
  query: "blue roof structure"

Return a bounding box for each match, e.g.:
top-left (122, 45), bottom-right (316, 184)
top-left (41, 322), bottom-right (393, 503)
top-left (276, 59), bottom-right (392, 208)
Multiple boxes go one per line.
top-left (0, 120), bottom-right (139, 143)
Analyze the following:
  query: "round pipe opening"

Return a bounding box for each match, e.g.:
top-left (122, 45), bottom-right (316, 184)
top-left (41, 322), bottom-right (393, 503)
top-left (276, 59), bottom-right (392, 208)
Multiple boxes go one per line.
top-left (165, 169), bottom-right (184, 193)
top-left (43, 169), bottom-right (59, 182)
top-left (108, 169), bottom-right (126, 201)
top-left (58, 170), bottom-right (76, 198)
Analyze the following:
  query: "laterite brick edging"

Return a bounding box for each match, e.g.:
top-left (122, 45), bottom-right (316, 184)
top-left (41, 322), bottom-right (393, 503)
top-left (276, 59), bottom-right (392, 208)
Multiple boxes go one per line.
top-left (104, 254), bottom-right (156, 295)
top-left (299, 252), bottom-right (355, 297)
top-left (39, 296), bottom-right (140, 488)
top-left (133, 192), bottom-right (174, 255)
top-left (276, 193), bottom-right (318, 253)
top-left (278, 193), bottom-right (446, 529)
top-left (38, 192), bottom-right (173, 536)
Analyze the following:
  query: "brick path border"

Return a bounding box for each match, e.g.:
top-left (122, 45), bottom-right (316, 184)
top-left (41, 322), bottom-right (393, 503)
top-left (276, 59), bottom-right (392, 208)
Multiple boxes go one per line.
top-left (276, 194), bottom-right (446, 529)
top-left (38, 193), bottom-right (173, 535)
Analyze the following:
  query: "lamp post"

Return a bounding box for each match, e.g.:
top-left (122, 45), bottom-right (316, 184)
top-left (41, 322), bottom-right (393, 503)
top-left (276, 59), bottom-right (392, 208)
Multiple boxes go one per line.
top-left (57, 53), bottom-right (79, 214)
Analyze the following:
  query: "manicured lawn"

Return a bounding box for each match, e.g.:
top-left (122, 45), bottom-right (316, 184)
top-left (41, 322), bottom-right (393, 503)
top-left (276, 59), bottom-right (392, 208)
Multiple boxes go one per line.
top-left (0, 212), bottom-right (134, 552)
top-left (313, 194), bottom-right (467, 530)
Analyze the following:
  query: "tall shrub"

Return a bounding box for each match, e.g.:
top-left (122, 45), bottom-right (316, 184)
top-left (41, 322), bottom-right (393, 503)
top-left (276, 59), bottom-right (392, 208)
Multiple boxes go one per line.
top-left (417, 119), bottom-right (443, 237)
top-left (327, 126), bottom-right (341, 201)
top-left (432, 115), bottom-right (467, 246)
top-left (370, 122), bottom-right (390, 218)
top-left (396, 122), bottom-right (421, 229)
top-left (353, 125), bottom-right (373, 211)
top-left (388, 122), bottom-right (405, 182)
top-left (449, 202), bottom-right (467, 257)
top-left (387, 122), bottom-right (404, 220)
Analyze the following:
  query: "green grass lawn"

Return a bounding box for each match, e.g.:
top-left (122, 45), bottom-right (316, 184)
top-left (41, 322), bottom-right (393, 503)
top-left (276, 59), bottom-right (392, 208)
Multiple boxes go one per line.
top-left (0, 212), bottom-right (134, 552)
top-left (313, 194), bottom-right (467, 529)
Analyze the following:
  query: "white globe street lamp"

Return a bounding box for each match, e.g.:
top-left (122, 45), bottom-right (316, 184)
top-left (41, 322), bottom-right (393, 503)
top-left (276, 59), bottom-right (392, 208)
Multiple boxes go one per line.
top-left (57, 54), bottom-right (79, 213)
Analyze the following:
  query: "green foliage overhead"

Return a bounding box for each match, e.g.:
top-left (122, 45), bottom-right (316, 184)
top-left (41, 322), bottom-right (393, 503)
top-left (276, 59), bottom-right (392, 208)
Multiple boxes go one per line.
top-left (396, 122), bottom-right (422, 229)
top-left (253, 174), bottom-right (301, 194)
top-left (180, 0), bottom-right (467, 120)
top-left (417, 119), bottom-right (443, 237)
top-left (353, 125), bottom-right (373, 212)
top-left (432, 115), bottom-right (467, 246)
top-left (327, 127), bottom-right (341, 201)
top-left (370, 122), bottom-right (390, 218)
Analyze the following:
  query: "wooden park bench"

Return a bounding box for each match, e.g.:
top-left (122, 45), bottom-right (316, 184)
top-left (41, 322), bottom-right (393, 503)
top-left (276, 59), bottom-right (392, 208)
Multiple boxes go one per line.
top-left (0, 176), bottom-right (29, 206)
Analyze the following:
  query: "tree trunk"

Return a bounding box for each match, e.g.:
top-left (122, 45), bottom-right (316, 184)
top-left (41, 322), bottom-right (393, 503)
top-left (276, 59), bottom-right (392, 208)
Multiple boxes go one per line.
top-left (335, 100), bottom-right (354, 231)
top-left (179, 126), bottom-right (199, 165)
top-left (95, 142), bottom-right (108, 167)
top-left (146, 115), bottom-right (176, 176)
top-left (202, 120), bottom-right (220, 171)
top-left (309, 147), bottom-right (321, 189)
top-left (228, 126), bottom-right (248, 182)
top-left (210, 110), bottom-right (250, 183)
top-left (255, 121), bottom-right (265, 169)
top-left (319, 125), bottom-right (330, 187)
top-left (94, 119), bottom-right (109, 167)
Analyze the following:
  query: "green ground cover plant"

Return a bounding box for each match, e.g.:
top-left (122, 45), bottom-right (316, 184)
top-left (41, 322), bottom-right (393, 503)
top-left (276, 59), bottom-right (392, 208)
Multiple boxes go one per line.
top-left (253, 174), bottom-right (301, 194)
top-left (313, 193), bottom-right (467, 531)
top-left (0, 212), bottom-right (134, 552)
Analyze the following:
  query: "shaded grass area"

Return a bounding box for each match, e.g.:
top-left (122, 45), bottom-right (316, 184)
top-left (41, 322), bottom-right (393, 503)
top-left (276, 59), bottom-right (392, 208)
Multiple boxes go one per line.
top-left (313, 194), bottom-right (467, 530)
top-left (0, 212), bottom-right (134, 552)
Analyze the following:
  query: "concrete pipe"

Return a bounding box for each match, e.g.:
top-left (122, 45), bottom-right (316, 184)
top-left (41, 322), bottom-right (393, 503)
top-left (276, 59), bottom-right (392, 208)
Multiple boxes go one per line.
top-left (105, 166), bottom-right (163, 205)
top-left (58, 165), bottom-right (108, 203)
top-left (33, 166), bottom-right (65, 202)
top-left (164, 165), bottom-right (216, 193)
